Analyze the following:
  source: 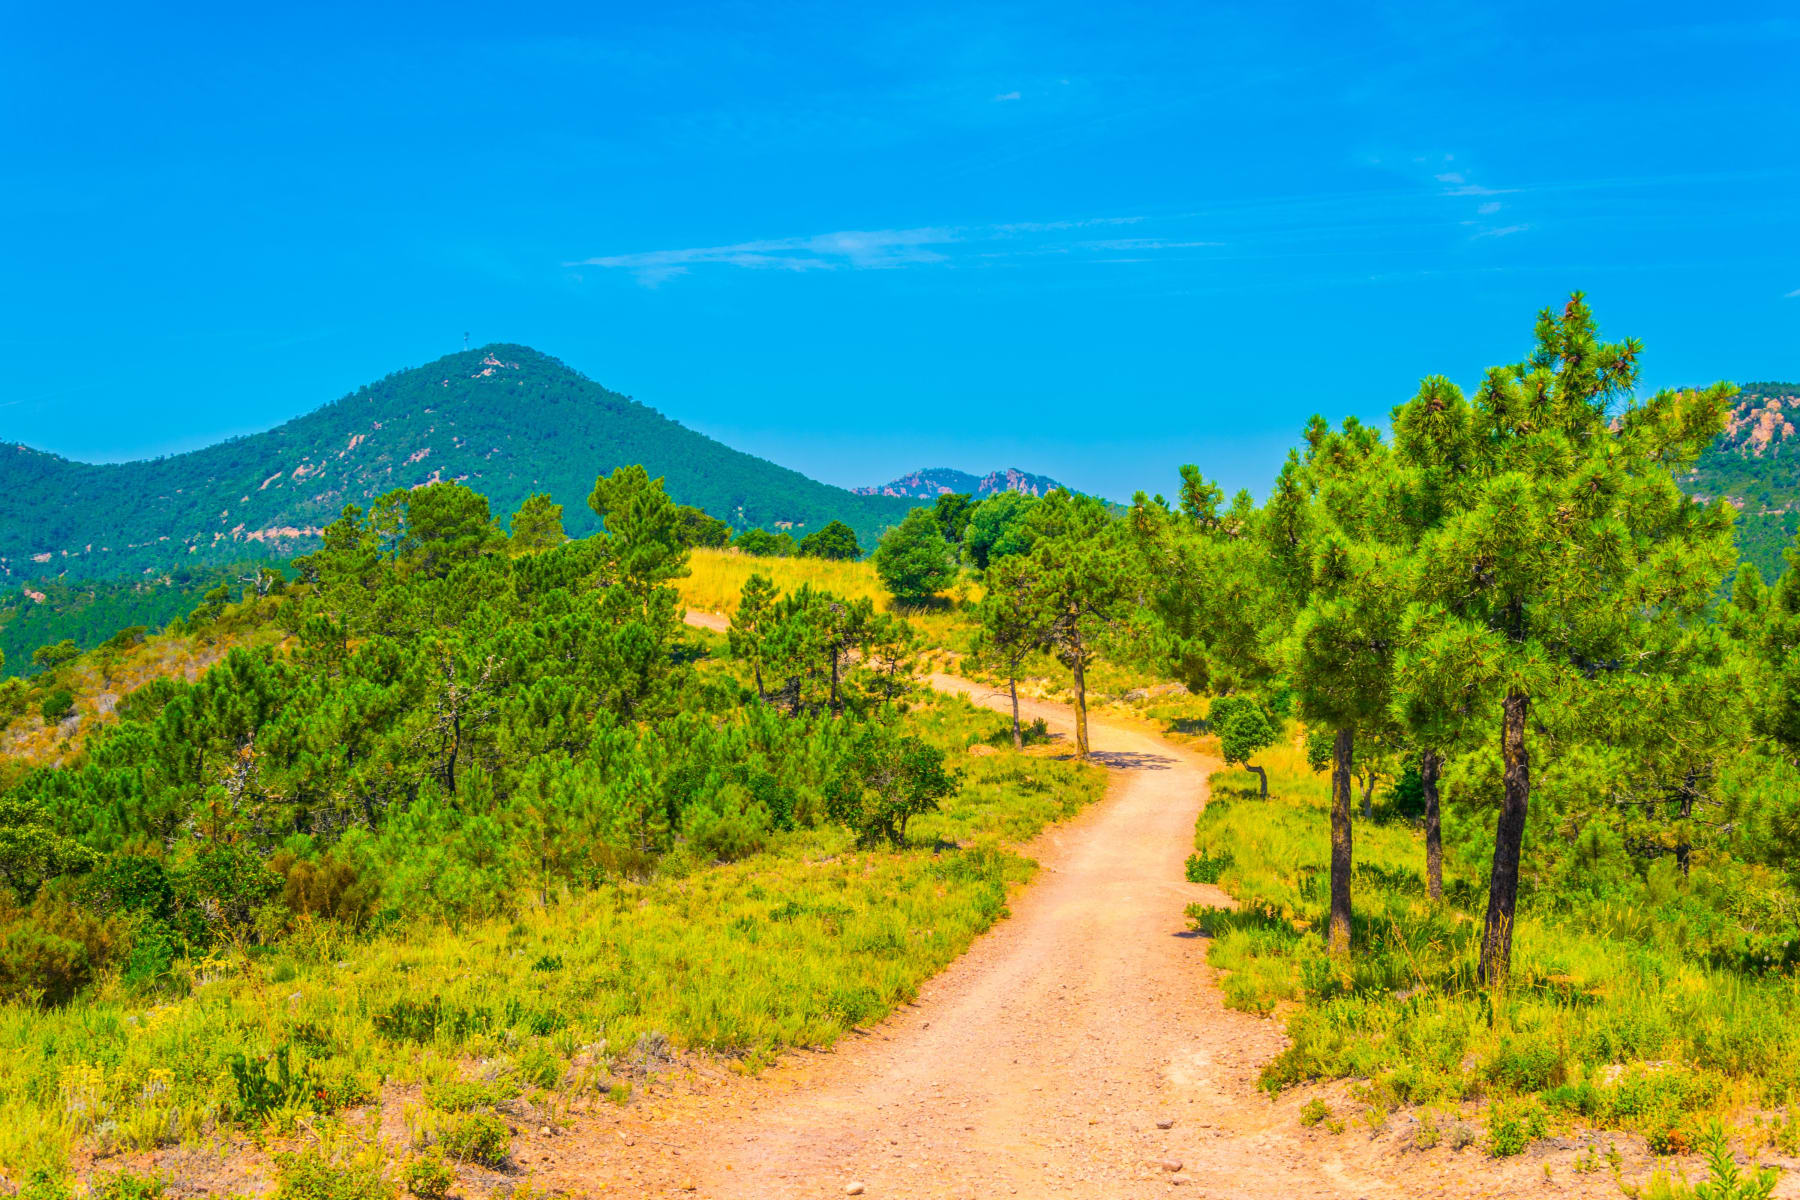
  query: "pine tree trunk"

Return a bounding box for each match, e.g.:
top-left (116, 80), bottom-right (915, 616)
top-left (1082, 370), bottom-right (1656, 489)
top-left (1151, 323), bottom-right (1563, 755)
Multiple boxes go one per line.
top-left (753, 661), bottom-right (765, 702)
top-left (1676, 768), bottom-right (1695, 878)
top-left (1250, 764), bottom-right (1268, 797)
top-left (1480, 689), bottom-right (1530, 986)
top-left (828, 646), bottom-right (842, 715)
top-left (1070, 643), bottom-right (1090, 760)
top-left (1009, 670), bottom-right (1023, 751)
top-left (1329, 727), bottom-right (1354, 964)
top-left (1422, 747), bottom-right (1443, 902)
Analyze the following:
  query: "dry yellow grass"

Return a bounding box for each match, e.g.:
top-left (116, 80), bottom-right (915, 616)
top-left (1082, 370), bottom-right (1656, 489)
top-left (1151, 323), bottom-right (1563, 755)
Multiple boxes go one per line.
top-left (678, 549), bottom-right (981, 648)
top-left (0, 625), bottom-right (283, 766)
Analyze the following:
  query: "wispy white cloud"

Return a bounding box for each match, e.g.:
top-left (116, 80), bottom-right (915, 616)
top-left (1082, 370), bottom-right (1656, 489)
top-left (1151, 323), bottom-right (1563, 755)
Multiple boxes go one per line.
top-left (1435, 172), bottom-right (1465, 184)
top-left (1472, 223), bottom-right (1531, 240)
top-left (570, 216), bottom-right (1183, 285)
top-left (1443, 183), bottom-right (1513, 197)
top-left (993, 90), bottom-right (1021, 102)
top-left (567, 228), bottom-right (955, 285)
top-left (1477, 201), bottom-right (1502, 215)
top-left (1785, 287), bottom-right (1800, 299)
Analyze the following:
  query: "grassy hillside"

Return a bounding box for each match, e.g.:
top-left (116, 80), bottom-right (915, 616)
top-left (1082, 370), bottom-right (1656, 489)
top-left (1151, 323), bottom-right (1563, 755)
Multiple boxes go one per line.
top-left (0, 474), bottom-right (1105, 1188)
top-left (0, 345), bottom-right (919, 582)
top-left (1678, 382), bottom-right (1800, 580)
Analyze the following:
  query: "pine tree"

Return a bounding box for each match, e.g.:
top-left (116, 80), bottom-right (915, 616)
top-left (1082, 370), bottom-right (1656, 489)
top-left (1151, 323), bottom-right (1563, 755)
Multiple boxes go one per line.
top-left (975, 553), bottom-right (1050, 749)
top-left (509, 493), bottom-right (568, 553)
top-left (1390, 294), bottom-right (1736, 984)
top-left (728, 574), bottom-right (780, 701)
top-left (1023, 492), bottom-right (1128, 760)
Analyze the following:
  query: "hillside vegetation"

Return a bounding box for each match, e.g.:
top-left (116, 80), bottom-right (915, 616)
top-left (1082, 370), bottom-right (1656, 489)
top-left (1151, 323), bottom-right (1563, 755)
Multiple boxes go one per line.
top-left (1, 297), bottom-right (1798, 1195)
top-left (1678, 382), bottom-right (1800, 580)
top-left (0, 468), bottom-right (1106, 1189)
top-left (0, 345), bottom-right (919, 582)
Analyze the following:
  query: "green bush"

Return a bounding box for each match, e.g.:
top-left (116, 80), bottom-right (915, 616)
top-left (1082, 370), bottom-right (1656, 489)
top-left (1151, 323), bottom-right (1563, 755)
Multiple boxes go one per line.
top-left (402, 1153), bottom-right (451, 1200)
top-left (825, 724), bottom-right (959, 846)
top-left (0, 902), bottom-right (124, 1007)
top-left (274, 1147), bottom-right (395, 1200)
top-left (1486, 1097), bottom-right (1548, 1157)
top-left (422, 1078), bottom-right (516, 1113)
top-left (90, 1170), bottom-right (166, 1200)
top-left (39, 688), bottom-right (74, 725)
top-left (1185, 849), bottom-right (1232, 884)
top-left (438, 1111), bottom-right (510, 1167)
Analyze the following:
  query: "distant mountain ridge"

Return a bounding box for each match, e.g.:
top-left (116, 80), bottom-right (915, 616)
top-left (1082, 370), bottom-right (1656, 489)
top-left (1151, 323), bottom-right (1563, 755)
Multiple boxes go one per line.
top-left (1678, 381), bottom-right (1800, 580)
top-left (854, 466), bottom-right (1067, 500)
top-left (0, 345), bottom-right (920, 581)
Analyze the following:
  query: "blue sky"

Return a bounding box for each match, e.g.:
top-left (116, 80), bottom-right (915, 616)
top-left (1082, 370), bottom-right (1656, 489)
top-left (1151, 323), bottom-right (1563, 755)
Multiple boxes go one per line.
top-left (4, 2), bottom-right (1797, 501)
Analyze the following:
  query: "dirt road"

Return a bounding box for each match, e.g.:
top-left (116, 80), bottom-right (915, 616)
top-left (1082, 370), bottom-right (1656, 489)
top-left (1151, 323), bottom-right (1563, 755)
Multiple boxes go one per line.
top-left (669, 670), bottom-right (1337, 1199)
top-left (546, 613), bottom-right (1739, 1197)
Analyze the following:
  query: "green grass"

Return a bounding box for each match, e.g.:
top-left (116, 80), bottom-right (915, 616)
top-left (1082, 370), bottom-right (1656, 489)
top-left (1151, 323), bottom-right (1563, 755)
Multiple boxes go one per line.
top-left (1190, 735), bottom-right (1800, 1158)
top-left (0, 690), bottom-right (1102, 1179)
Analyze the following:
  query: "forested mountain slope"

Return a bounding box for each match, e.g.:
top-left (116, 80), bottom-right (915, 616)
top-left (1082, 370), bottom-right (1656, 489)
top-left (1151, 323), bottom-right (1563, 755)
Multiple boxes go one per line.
top-left (1678, 381), bottom-right (1800, 579)
top-left (0, 346), bottom-right (918, 582)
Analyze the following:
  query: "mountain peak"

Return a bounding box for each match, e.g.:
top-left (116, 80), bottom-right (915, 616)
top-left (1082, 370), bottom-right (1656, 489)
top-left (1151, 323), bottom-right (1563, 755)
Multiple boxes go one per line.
top-left (0, 345), bottom-right (922, 580)
top-left (853, 466), bottom-right (1067, 500)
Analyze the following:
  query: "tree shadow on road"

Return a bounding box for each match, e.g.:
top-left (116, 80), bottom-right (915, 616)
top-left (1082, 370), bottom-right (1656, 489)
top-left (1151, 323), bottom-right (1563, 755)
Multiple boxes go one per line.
top-left (1045, 749), bottom-right (1177, 771)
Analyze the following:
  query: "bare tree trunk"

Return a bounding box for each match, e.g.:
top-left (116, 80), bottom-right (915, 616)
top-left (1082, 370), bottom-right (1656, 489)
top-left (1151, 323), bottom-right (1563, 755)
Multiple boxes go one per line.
top-left (1009, 670), bottom-right (1022, 751)
top-left (1480, 689), bottom-right (1530, 986)
top-left (1422, 747), bottom-right (1443, 902)
top-left (1676, 767), bottom-right (1695, 878)
top-left (1071, 651), bottom-right (1089, 759)
top-left (1330, 727), bottom-right (1354, 965)
top-left (1249, 764), bottom-right (1268, 797)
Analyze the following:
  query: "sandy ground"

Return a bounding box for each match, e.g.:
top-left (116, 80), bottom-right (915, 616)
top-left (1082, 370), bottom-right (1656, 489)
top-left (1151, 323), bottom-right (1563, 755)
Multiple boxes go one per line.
top-left (515, 614), bottom-right (1791, 1198)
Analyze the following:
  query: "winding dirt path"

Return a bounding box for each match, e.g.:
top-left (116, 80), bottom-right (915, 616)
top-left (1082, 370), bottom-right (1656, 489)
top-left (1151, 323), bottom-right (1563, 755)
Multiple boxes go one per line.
top-left (544, 613), bottom-right (1736, 1197)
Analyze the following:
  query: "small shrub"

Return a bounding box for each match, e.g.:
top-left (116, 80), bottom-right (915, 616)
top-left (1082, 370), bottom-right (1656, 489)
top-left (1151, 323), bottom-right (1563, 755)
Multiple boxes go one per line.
top-left (274, 1147), bottom-right (395, 1200)
top-left (1185, 849), bottom-right (1232, 884)
top-left (1299, 1097), bottom-right (1330, 1127)
top-left (90, 1172), bottom-right (166, 1200)
top-left (1486, 1097), bottom-right (1548, 1157)
top-left (40, 688), bottom-right (75, 726)
top-left (438, 1111), bottom-right (511, 1167)
top-left (18, 1170), bottom-right (72, 1200)
top-left (422, 1078), bottom-right (516, 1113)
top-left (1774, 1108), bottom-right (1800, 1156)
top-left (518, 1043), bottom-right (565, 1090)
top-left (0, 902), bottom-right (124, 1007)
top-left (1413, 1110), bottom-right (1441, 1150)
top-left (1448, 1120), bottom-right (1479, 1151)
top-left (983, 717), bottom-right (1050, 748)
top-left (403, 1153), bottom-right (452, 1200)
top-left (1621, 1120), bottom-right (1780, 1199)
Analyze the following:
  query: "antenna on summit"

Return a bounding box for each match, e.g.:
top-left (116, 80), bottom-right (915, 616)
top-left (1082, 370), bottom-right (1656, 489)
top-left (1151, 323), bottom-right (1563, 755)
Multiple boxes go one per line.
top-left (463, 331), bottom-right (470, 351)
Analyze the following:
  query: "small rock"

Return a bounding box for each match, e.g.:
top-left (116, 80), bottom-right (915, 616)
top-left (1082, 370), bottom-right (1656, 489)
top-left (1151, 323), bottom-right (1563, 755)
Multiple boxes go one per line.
top-left (846, 1184), bottom-right (866, 1196)
top-left (1156, 1118), bottom-right (1175, 1129)
top-left (540, 1125), bottom-right (551, 1135)
top-left (1160, 1159), bottom-right (1183, 1172)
